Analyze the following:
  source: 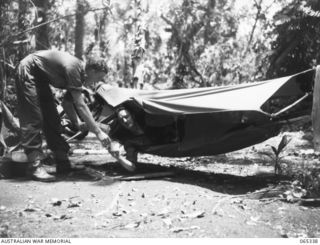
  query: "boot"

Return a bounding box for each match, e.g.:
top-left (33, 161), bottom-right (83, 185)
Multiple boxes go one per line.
top-left (56, 159), bottom-right (72, 174)
top-left (27, 160), bottom-right (56, 182)
top-left (54, 151), bottom-right (71, 174)
top-left (56, 159), bottom-right (85, 174)
top-left (54, 151), bottom-right (84, 174)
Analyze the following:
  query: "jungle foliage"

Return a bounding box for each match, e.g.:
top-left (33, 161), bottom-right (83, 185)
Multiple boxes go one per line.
top-left (0, 0), bottom-right (320, 103)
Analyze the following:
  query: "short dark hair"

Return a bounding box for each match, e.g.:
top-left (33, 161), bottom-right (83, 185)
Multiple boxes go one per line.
top-left (85, 57), bottom-right (108, 73)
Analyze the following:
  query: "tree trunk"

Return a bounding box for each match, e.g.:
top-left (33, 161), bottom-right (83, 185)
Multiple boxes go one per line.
top-left (17, 0), bottom-right (29, 59)
top-left (33, 0), bottom-right (50, 50)
top-left (97, 10), bottom-right (108, 57)
top-left (312, 66), bottom-right (320, 152)
top-left (74, 0), bottom-right (87, 59)
top-left (0, 64), bottom-right (4, 101)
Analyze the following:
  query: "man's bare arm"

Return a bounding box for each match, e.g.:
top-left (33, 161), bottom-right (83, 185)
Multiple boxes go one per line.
top-left (70, 90), bottom-right (108, 142)
top-left (62, 96), bottom-right (81, 128)
top-left (69, 90), bottom-right (136, 171)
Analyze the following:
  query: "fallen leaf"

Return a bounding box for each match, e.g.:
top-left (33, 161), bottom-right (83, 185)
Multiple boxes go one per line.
top-left (124, 221), bottom-right (140, 229)
top-left (51, 198), bottom-right (62, 207)
top-left (60, 214), bottom-right (72, 220)
top-left (183, 211), bottom-right (205, 219)
top-left (170, 227), bottom-right (186, 233)
top-left (280, 232), bottom-right (289, 238)
top-left (45, 213), bottom-right (52, 217)
top-left (170, 226), bottom-right (200, 233)
top-left (112, 211), bottom-right (122, 217)
top-left (157, 208), bottom-right (170, 217)
top-left (24, 208), bottom-right (37, 212)
top-left (67, 201), bottom-right (81, 208)
top-left (238, 204), bottom-right (249, 210)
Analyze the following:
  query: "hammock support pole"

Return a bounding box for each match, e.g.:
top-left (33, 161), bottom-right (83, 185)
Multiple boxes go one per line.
top-left (312, 65), bottom-right (320, 152)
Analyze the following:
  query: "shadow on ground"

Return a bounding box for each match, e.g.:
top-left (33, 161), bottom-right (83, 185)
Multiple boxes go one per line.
top-left (1, 155), bottom-right (289, 197)
top-left (90, 160), bottom-right (288, 196)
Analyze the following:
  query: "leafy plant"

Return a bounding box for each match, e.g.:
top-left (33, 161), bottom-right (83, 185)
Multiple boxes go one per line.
top-left (282, 180), bottom-right (307, 202)
top-left (267, 0), bottom-right (320, 78)
top-left (261, 135), bottom-right (292, 174)
top-left (292, 162), bottom-right (320, 198)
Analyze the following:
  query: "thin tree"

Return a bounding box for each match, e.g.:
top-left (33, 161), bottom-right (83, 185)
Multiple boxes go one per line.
top-left (33, 0), bottom-right (50, 50)
top-left (161, 0), bottom-right (215, 88)
top-left (75, 0), bottom-right (89, 59)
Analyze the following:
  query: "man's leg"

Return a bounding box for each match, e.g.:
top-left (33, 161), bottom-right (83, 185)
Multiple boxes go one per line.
top-left (36, 81), bottom-right (72, 174)
top-left (15, 62), bottom-right (55, 181)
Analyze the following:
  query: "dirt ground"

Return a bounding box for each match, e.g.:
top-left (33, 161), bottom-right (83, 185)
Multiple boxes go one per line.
top-left (1, 130), bottom-right (320, 238)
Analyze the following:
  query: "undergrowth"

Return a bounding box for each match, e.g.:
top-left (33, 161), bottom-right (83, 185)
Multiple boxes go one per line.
top-left (284, 161), bottom-right (320, 198)
top-left (263, 134), bottom-right (320, 198)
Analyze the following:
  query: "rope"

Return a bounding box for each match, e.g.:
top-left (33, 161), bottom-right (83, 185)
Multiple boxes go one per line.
top-left (271, 93), bottom-right (311, 118)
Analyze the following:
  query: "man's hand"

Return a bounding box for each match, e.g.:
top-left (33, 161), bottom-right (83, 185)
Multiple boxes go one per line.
top-left (109, 141), bottom-right (121, 157)
top-left (96, 131), bottom-right (136, 172)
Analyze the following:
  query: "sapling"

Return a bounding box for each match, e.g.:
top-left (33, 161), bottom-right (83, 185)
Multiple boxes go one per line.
top-left (261, 135), bottom-right (291, 174)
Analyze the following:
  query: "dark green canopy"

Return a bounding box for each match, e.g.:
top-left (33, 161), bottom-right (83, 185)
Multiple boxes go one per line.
top-left (97, 69), bottom-right (314, 157)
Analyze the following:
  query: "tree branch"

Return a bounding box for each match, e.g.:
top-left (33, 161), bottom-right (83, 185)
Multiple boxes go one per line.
top-left (160, 14), bottom-right (181, 40)
top-left (184, 54), bottom-right (205, 85)
top-left (0, 6), bottom-right (111, 47)
top-left (160, 14), bottom-right (183, 57)
top-left (161, 13), bottom-right (205, 85)
top-left (243, 0), bottom-right (262, 57)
